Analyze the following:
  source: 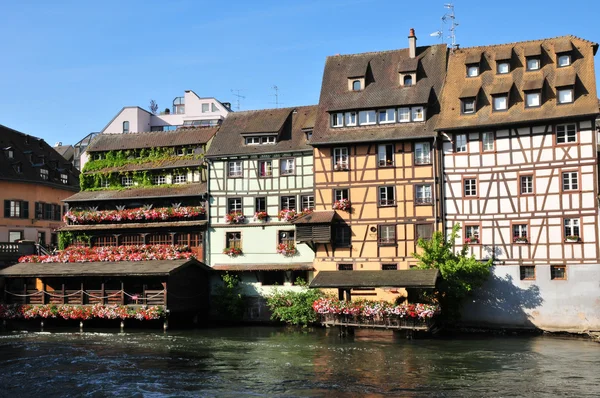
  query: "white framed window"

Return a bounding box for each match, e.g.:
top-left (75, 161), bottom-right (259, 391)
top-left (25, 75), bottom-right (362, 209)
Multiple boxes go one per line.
top-left (562, 171), bottom-right (578, 191)
top-left (415, 184), bottom-right (432, 204)
top-left (464, 178), bottom-right (477, 197)
top-left (334, 188), bottom-right (349, 201)
top-left (246, 137), bottom-right (261, 145)
top-left (556, 124), bottom-right (576, 144)
top-left (173, 174), bottom-right (187, 184)
top-left (520, 175), bottom-right (533, 194)
top-left (352, 80), bottom-right (361, 91)
top-left (513, 224), bottom-right (528, 239)
top-left (455, 134), bottom-right (467, 153)
top-left (525, 92), bottom-right (541, 108)
top-left (301, 195), bottom-right (314, 211)
top-left (152, 175), bottom-right (167, 185)
top-left (465, 225), bottom-right (480, 240)
top-left (462, 98), bottom-right (475, 114)
top-left (378, 225), bottom-right (396, 245)
top-left (202, 103), bottom-right (209, 113)
top-left (333, 147), bottom-right (349, 170)
top-left (358, 110), bottom-right (377, 125)
top-left (280, 158), bottom-right (295, 175)
top-left (228, 198), bottom-right (243, 212)
top-left (228, 160), bottom-right (243, 177)
top-left (262, 136), bottom-right (276, 144)
top-left (414, 142), bottom-right (431, 164)
top-left (332, 113), bottom-right (344, 127)
top-left (564, 218), bottom-right (580, 239)
top-left (482, 132), bottom-right (494, 151)
top-left (100, 177), bottom-right (110, 188)
top-left (258, 160), bottom-right (273, 177)
top-left (493, 95), bottom-right (508, 111)
top-left (398, 107), bottom-right (411, 122)
top-left (345, 112), bottom-right (357, 126)
top-left (557, 88), bottom-right (574, 104)
top-left (212, 103), bottom-right (219, 112)
top-left (526, 58), bottom-right (540, 71)
top-left (497, 62), bottom-right (510, 74)
top-left (467, 65), bottom-right (479, 77)
top-left (60, 174), bottom-right (68, 184)
top-left (377, 144), bottom-right (394, 167)
top-left (378, 108), bottom-right (396, 124)
top-left (121, 176), bottom-right (133, 187)
top-left (176, 147), bottom-right (187, 156)
top-left (411, 106), bottom-right (425, 121)
top-left (558, 54), bottom-right (571, 67)
top-left (123, 121), bottom-right (129, 134)
top-left (40, 168), bottom-right (49, 180)
top-left (378, 186), bottom-right (395, 206)
top-left (280, 196), bottom-right (296, 211)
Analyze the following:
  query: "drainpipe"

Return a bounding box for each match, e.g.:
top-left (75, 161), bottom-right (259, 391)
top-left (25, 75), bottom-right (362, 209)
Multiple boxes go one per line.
top-left (432, 136), bottom-right (438, 232)
top-left (205, 159), bottom-right (211, 267)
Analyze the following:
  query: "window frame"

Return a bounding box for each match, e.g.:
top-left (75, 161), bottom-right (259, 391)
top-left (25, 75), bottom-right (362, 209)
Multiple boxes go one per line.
top-left (333, 188), bottom-right (349, 202)
top-left (152, 175), bottom-right (167, 185)
top-left (378, 186), bottom-right (396, 207)
top-left (415, 184), bottom-right (433, 205)
top-left (377, 143), bottom-right (394, 167)
top-left (173, 173), bottom-right (187, 184)
top-left (497, 61), bottom-right (510, 74)
top-left (526, 57), bottom-right (541, 71)
top-left (555, 123), bottom-right (577, 145)
top-left (511, 222), bottom-right (529, 244)
top-left (550, 265), bottom-right (567, 280)
top-left (398, 107), bottom-right (411, 122)
top-left (414, 142), bottom-right (431, 165)
top-left (331, 112), bottom-right (344, 127)
top-left (123, 121), bottom-right (129, 134)
top-left (278, 230), bottom-right (295, 246)
top-left (40, 168), bottom-right (49, 180)
top-left (246, 137), bottom-right (261, 145)
top-left (481, 132), bottom-right (495, 152)
top-left (463, 177), bottom-right (478, 198)
top-left (255, 197), bottom-right (266, 213)
top-left (358, 110), bottom-right (377, 126)
top-left (454, 133), bottom-right (468, 153)
top-left (557, 87), bottom-right (574, 104)
top-left (382, 263), bottom-right (398, 270)
top-left (416, 223), bottom-right (434, 240)
top-left (227, 197), bottom-right (243, 213)
top-left (334, 225), bottom-right (351, 248)
top-left (464, 223), bottom-right (481, 245)
top-left (563, 218), bottom-right (581, 242)
top-left (280, 158), bottom-right (296, 176)
top-left (338, 263), bottom-right (354, 271)
top-left (345, 111), bottom-right (357, 127)
top-left (520, 265), bottom-right (536, 281)
top-left (525, 91), bottom-right (542, 108)
top-left (557, 54), bottom-right (571, 68)
top-left (461, 98), bottom-right (476, 114)
top-left (466, 64), bottom-right (480, 77)
top-left (378, 224), bottom-right (397, 246)
top-left (561, 170), bottom-right (579, 192)
top-left (519, 174), bottom-right (534, 196)
top-left (411, 106), bottom-right (425, 122)
top-left (301, 195), bottom-right (314, 211)
top-left (492, 94), bottom-right (509, 112)
top-left (333, 147), bottom-right (349, 171)
top-left (352, 80), bottom-right (361, 91)
top-left (258, 159), bottom-right (273, 178)
top-left (228, 160), bottom-right (243, 178)
top-left (280, 196), bottom-right (297, 211)
top-left (8, 230), bottom-right (24, 243)
top-left (121, 176), bottom-right (133, 187)
top-left (226, 231), bottom-right (242, 249)
top-left (378, 108), bottom-right (396, 124)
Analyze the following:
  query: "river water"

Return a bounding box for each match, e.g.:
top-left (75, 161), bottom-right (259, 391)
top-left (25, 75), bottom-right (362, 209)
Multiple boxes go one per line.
top-left (0, 326), bottom-right (598, 397)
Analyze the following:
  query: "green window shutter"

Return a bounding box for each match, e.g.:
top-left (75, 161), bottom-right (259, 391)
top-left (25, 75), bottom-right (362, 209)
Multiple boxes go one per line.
top-left (22, 201), bottom-right (29, 219)
top-left (4, 200), bottom-right (10, 218)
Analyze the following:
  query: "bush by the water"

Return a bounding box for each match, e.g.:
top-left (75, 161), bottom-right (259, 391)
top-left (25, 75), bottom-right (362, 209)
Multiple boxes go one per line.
top-left (212, 272), bottom-right (245, 320)
top-left (266, 282), bottom-right (325, 327)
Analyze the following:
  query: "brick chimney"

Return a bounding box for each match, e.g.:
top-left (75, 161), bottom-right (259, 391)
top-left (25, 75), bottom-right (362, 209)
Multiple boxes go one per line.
top-left (408, 28), bottom-right (417, 59)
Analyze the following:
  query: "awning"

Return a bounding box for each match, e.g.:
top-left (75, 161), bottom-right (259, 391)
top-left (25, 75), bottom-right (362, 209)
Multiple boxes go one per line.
top-left (212, 263), bottom-right (314, 272)
top-left (0, 258), bottom-right (211, 278)
top-left (309, 269), bottom-right (439, 289)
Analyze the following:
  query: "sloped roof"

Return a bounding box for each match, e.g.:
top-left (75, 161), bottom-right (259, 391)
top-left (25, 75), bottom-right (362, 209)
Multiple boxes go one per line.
top-left (58, 219), bottom-right (207, 232)
top-left (64, 183), bottom-right (206, 202)
top-left (212, 263), bottom-right (314, 272)
top-left (309, 269), bottom-right (439, 288)
top-left (88, 127), bottom-right (218, 152)
top-left (292, 210), bottom-right (336, 224)
top-left (437, 35), bottom-right (600, 131)
top-left (205, 105), bottom-right (317, 157)
top-left (83, 157), bottom-right (204, 175)
top-left (54, 145), bottom-right (75, 161)
top-left (311, 44), bottom-right (447, 145)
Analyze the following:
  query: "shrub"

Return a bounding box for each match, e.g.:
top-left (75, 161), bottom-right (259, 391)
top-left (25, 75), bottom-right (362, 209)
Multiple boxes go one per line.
top-left (266, 285), bottom-right (325, 327)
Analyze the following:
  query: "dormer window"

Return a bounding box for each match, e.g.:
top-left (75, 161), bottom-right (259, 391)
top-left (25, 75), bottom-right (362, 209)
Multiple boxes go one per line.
top-left (525, 92), bottom-right (541, 108)
top-left (526, 58), bottom-right (540, 71)
top-left (358, 110), bottom-right (377, 125)
top-left (555, 71), bottom-right (576, 105)
top-left (557, 88), bottom-right (574, 104)
top-left (61, 174), bottom-right (68, 184)
top-left (466, 65), bottom-right (479, 77)
top-left (6, 149), bottom-right (13, 159)
top-left (493, 95), bottom-right (508, 111)
top-left (245, 136), bottom-right (276, 145)
top-left (246, 137), bottom-right (261, 145)
top-left (378, 109), bottom-right (396, 124)
top-left (305, 130), bottom-right (312, 141)
top-left (403, 75), bottom-right (413, 86)
top-left (558, 54), bottom-right (571, 67)
top-left (462, 98), bottom-right (476, 114)
top-left (123, 121), bottom-right (129, 133)
top-left (411, 107), bottom-right (425, 122)
top-left (348, 77), bottom-right (365, 91)
top-left (497, 62), bottom-right (510, 74)
top-left (332, 113), bottom-right (344, 127)
top-left (352, 80), bottom-right (361, 91)
top-left (40, 168), bottom-right (49, 180)
top-left (345, 112), bottom-right (357, 126)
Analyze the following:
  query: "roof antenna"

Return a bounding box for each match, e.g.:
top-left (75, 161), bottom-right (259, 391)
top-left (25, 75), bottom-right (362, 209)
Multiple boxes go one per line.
top-left (270, 85), bottom-right (283, 108)
top-left (431, 3), bottom-right (459, 51)
top-left (230, 89), bottom-right (245, 111)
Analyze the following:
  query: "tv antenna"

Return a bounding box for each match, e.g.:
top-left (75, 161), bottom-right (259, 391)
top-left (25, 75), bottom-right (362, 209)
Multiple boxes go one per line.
top-left (430, 3), bottom-right (459, 51)
top-left (270, 85), bottom-right (283, 108)
top-left (230, 89), bottom-right (245, 111)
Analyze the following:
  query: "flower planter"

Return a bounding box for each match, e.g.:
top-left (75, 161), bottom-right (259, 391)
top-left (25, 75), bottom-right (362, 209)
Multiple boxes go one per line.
top-left (513, 237), bottom-right (528, 244)
top-left (224, 212), bottom-right (246, 224)
top-left (254, 212), bottom-right (268, 222)
top-left (276, 243), bottom-right (297, 256)
top-left (565, 236), bottom-right (580, 243)
top-left (64, 206), bottom-right (206, 225)
top-left (332, 199), bottom-right (351, 211)
top-left (223, 247), bottom-right (243, 257)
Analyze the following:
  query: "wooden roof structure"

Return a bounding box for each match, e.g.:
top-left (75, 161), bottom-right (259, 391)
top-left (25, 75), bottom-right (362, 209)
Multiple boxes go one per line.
top-left (309, 269), bottom-right (439, 289)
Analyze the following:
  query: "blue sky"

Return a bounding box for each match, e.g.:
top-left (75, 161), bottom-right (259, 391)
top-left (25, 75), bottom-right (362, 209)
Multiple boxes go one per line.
top-left (1, 0), bottom-right (598, 146)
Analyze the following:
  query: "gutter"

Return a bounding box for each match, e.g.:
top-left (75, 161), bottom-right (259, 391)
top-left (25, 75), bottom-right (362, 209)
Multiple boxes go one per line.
top-left (205, 159), bottom-right (211, 267)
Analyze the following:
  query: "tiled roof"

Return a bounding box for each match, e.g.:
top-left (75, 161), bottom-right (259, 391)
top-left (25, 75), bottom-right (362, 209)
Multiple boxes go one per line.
top-left (292, 210), bottom-right (336, 224)
top-left (205, 106), bottom-right (317, 157)
top-left (64, 183), bottom-right (206, 202)
top-left (212, 263), bottom-right (314, 271)
top-left (87, 127), bottom-right (219, 152)
top-left (311, 44), bottom-right (447, 145)
top-left (83, 157), bottom-right (204, 175)
top-left (54, 145), bottom-right (74, 161)
top-left (58, 219), bottom-right (207, 232)
top-left (309, 269), bottom-right (439, 288)
top-left (437, 35), bottom-right (600, 131)
top-left (0, 124), bottom-right (79, 190)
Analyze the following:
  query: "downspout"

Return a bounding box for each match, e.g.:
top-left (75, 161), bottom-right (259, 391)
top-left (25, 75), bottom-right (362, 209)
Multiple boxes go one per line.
top-left (432, 136), bottom-right (438, 232)
top-left (205, 159), bottom-right (211, 267)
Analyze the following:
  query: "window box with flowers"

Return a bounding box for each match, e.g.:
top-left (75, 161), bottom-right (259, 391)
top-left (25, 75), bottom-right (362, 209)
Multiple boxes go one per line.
top-left (223, 247), bottom-right (243, 257)
top-left (334, 162), bottom-right (349, 171)
top-left (276, 242), bottom-right (297, 257)
top-left (254, 211), bottom-right (268, 222)
top-left (464, 236), bottom-right (479, 244)
top-left (513, 236), bottom-right (528, 244)
top-left (224, 212), bottom-right (246, 224)
top-left (565, 235), bottom-right (581, 243)
top-left (332, 199), bottom-right (351, 211)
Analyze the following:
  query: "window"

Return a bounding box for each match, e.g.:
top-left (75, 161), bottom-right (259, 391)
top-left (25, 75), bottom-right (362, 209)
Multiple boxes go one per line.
top-left (334, 225), bottom-right (351, 247)
top-left (416, 224), bottom-right (433, 240)
top-left (382, 264), bottom-right (398, 270)
top-left (556, 124), bottom-right (576, 144)
top-left (153, 175), bottom-right (166, 185)
top-left (226, 232), bottom-right (241, 249)
top-left (262, 136), bottom-right (276, 144)
top-left (255, 197), bottom-right (266, 213)
top-left (211, 103), bottom-right (219, 112)
top-left (345, 112), bottom-right (357, 126)
top-left (558, 54), bottom-right (571, 67)
top-left (465, 225), bottom-right (480, 241)
top-left (8, 231), bottom-right (23, 243)
top-left (60, 174), bottom-right (68, 184)
top-left (414, 142), bottom-right (431, 164)
top-left (480, 132), bottom-right (494, 151)
top-left (100, 177), bottom-right (110, 188)
top-left (493, 95), bottom-right (508, 111)
top-left (301, 195), bottom-right (314, 211)
top-left (358, 110), bottom-right (377, 125)
top-left (525, 92), bottom-right (541, 108)
top-left (411, 106), bottom-right (425, 122)
top-left (202, 103), bottom-right (209, 113)
top-left (403, 75), bottom-right (413, 86)
top-left (551, 265), bottom-right (566, 280)
top-left (378, 144), bottom-right (394, 167)
top-left (34, 202), bottom-right (43, 219)
top-left (7, 149), bottom-right (13, 159)
top-left (258, 160), bottom-right (272, 177)
top-left (513, 224), bottom-right (528, 243)
top-left (526, 58), bottom-right (540, 71)
top-left (467, 65), bottom-right (479, 77)
top-left (520, 175), bottom-right (534, 194)
top-left (246, 137), bottom-right (261, 145)
top-left (562, 171), bottom-right (578, 191)
top-left (415, 184), bottom-right (432, 204)
top-left (520, 266), bottom-right (535, 280)
top-left (378, 108), bottom-right (396, 124)
top-left (228, 161), bottom-right (243, 177)
top-left (40, 169), bottom-right (49, 180)
top-left (352, 80), bottom-right (361, 91)
top-left (557, 88), bottom-right (574, 104)
top-left (378, 186), bottom-right (395, 206)
top-left (228, 198), bottom-right (243, 213)
top-left (462, 98), bottom-right (476, 114)
top-left (497, 62), bottom-right (510, 74)
top-left (564, 218), bottom-right (580, 240)
top-left (333, 147), bottom-right (349, 170)
top-left (173, 174), bottom-right (187, 184)
top-left (332, 113), bottom-right (344, 127)
top-left (455, 134), bottom-right (467, 153)
top-left (334, 189), bottom-right (349, 201)
top-left (378, 224), bottom-right (396, 246)
top-left (338, 263), bottom-right (353, 271)
top-left (13, 164), bottom-right (22, 174)
top-left (123, 121), bottom-right (129, 134)
top-left (280, 196), bottom-right (296, 211)
top-left (464, 178), bottom-right (477, 197)
top-left (279, 230), bottom-right (295, 245)
top-left (121, 176), bottom-right (133, 187)
top-left (4, 200), bottom-right (28, 219)
top-left (398, 107), bottom-right (411, 122)
top-left (44, 203), bottom-right (53, 220)
top-left (280, 158), bottom-right (295, 175)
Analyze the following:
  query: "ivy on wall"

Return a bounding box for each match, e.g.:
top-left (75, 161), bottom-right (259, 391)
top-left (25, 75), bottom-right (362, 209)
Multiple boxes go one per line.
top-left (83, 147), bottom-right (203, 173)
top-left (58, 231), bottom-right (92, 250)
top-left (80, 167), bottom-right (204, 191)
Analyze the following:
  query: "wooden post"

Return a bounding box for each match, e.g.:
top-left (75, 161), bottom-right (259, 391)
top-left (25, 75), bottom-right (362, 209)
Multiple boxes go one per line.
top-left (121, 281), bottom-right (125, 305)
top-left (42, 280), bottom-right (47, 305)
top-left (23, 282), bottom-right (27, 304)
top-left (338, 288), bottom-right (344, 300)
top-left (80, 282), bottom-right (85, 305)
top-left (143, 284), bottom-right (147, 305)
top-left (345, 289), bottom-right (352, 302)
top-left (61, 284), bottom-right (65, 305)
top-left (162, 281), bottom-right (167, 308)
top-left (101, 283), bottom-right (105, 305)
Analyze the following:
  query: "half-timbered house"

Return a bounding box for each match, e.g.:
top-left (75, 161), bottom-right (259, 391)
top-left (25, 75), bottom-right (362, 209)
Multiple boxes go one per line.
top-left (437, 35), bottom-right (600, 330)
top-left (205, 106), bottom-right (317, 320)
top-left (305, 31), bottom-right (447, 300)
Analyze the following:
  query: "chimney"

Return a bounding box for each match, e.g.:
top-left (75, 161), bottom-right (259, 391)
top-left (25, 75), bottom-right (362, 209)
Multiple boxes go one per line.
top-left (408, 28), bottom-right (417, 59)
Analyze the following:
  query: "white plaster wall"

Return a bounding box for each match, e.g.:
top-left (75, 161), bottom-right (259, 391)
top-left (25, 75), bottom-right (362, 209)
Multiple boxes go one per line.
top-left (102, 107), bottom-right (152, 134)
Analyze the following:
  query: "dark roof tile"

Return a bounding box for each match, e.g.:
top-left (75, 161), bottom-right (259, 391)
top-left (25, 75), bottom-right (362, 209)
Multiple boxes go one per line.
top-left (64, 183), bottom-right (206, 202)
top-left (212, 263), bottom-right (314, 271)
top-left (88, 127), bottom-right (218, 152)
top-left (309, 269), bottom-right (439, 288)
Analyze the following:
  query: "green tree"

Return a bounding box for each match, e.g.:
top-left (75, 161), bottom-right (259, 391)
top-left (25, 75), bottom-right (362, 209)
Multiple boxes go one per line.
top-left (212, 272), bottom-right (245, 320)
top-left (413, 223), bottom-right (492, 320)
top-left (266, 284), bottom-right (325, 327)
